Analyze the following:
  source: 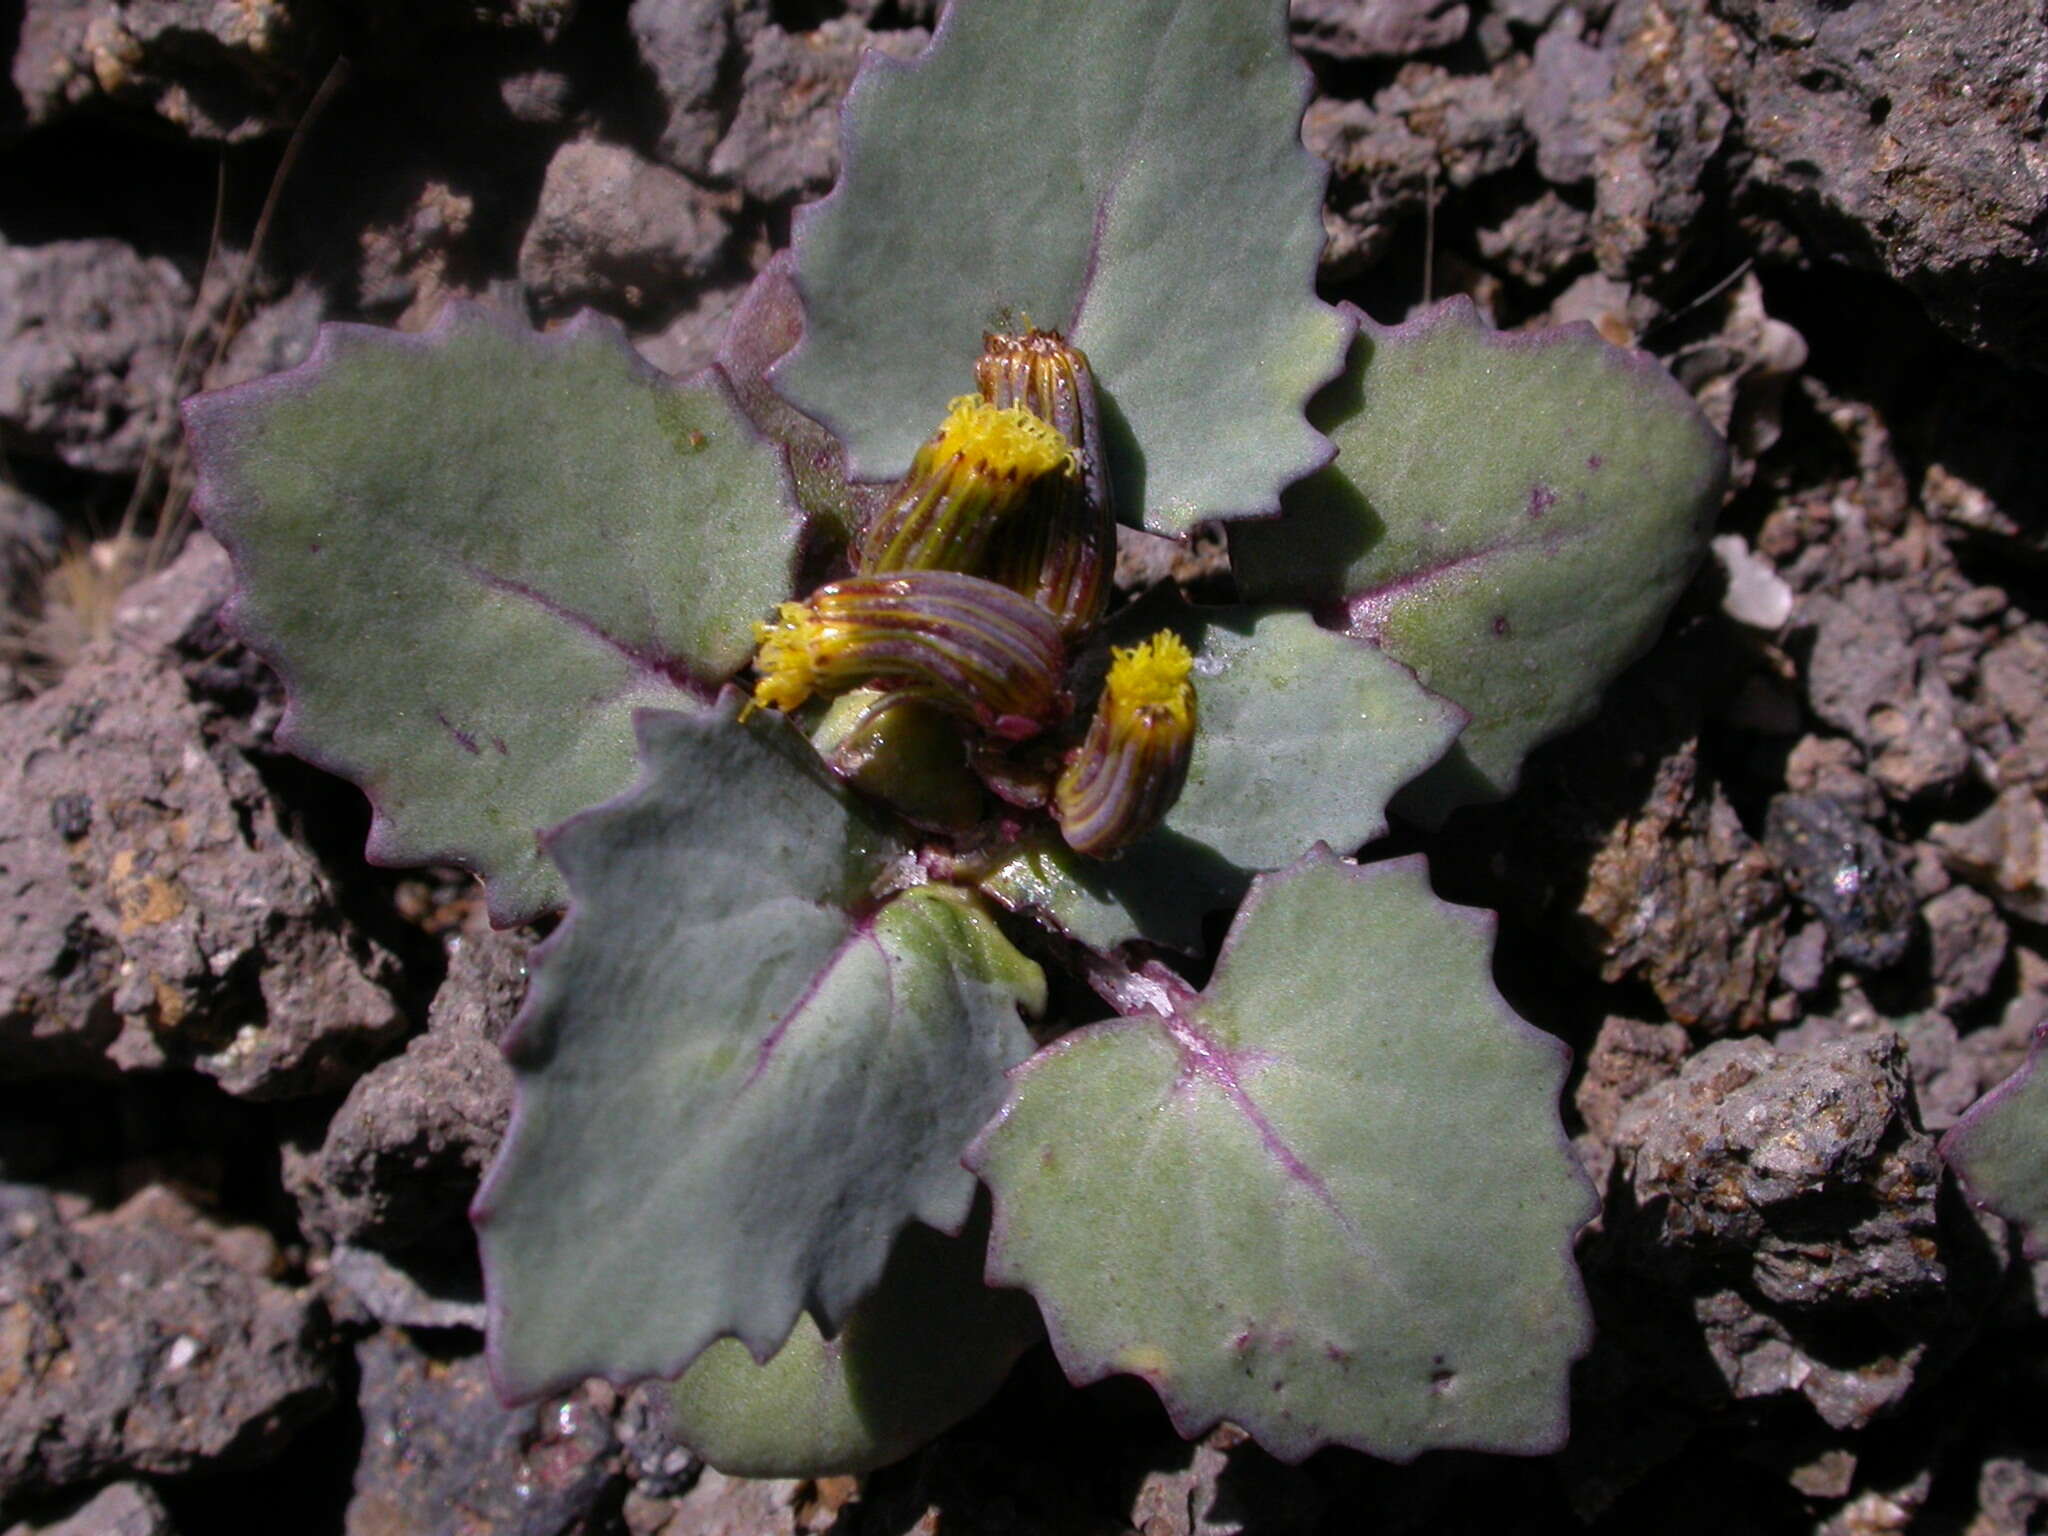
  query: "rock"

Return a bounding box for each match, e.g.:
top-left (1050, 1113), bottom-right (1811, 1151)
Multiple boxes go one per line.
top-left (630, 0), bottom-right (762, 177)
top-left (1127, 1424), bottom-right (1325, 1535)
top-left (1800, 581), bottom-right (1970, 800)
top-left (1574, 1016), bottom-right (1689, 1146)
top-left (1718, 0), bottom-right (2048, 367)
top-left (633, 280), bottom-right (751, 379)
top-left (519, 139), bottom-right (735, 315)
top-left (1581, 745), bottom-right (1787, 1033)
top-left (0, 237), bottom-right (187, 475)
top-left (0, 638), bottom-right (409, 1094)
top-left (1289, 0), bottom-right (1468, 60)
top-left (1, 1481), bottom-right (176, 1536)
top-left (1523, 26), bottom-right (1611, 186)
top-left (1474, 188), bottom-right (1591, 288)
top-left (1712, 534), bottom-right (1794, 631)
top-left (1, 485), bottom-right (62, 624)
top-left (1932, 787), bottom-right (2048, 925)
top-left (289, 919), bottom-right (522, 1257)
top-left (1588, 0), bottom-right (1739, 290)
top-left (1307, 61), bottom-right (1530, 277)
top-left (1690, 1287), bottom-right (1923, 1432)
top-left (357, 180), bottom-right (480, 322)
top-left (1616, 1032), bottom-right (1945, 1310)
top-left (11, 0), bottom-right (327, 140)
top-left (209, 278), bottom-right (326, 391)
top-left (709, 20), bottom-right (929, 205)
top-left (1974, 623), bottom-right (2048, 791)
top-left (1971, 1453), bottom-right (2048, 1536)
top-left (1923, 885), bottom-right (2008, 1014)
top-left (346, 1327), bottom-right (622, 1536)
top-left (0, 1186), bottom-right (333, 1495)
top-left (1763, 795), bottom-right (1917, 973)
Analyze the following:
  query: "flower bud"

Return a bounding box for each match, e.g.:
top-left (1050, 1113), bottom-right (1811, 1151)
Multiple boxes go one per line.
top-left (1053, 630), bottom-right (1197, 856)
top-left (855, 396), bottom-right (1075, 577)
top-left (976, 329), bottom-right (1114, 636)
top-left (750, 571), bottom-right (1065, 739)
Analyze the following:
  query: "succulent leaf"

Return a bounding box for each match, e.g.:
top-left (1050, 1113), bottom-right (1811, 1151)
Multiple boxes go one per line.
top-left (1230, 297), bottom-right (1726, 823)
top-left (1940, 1021), bottom-right (2048, 1258)
top-left (182, 304), bottom-right (801, 923)
top-left (966, 850), bottom-right (1596, 1463)
top-left (474, 703), bottom-right (1042, 1400)
top-left (773, 0), bottom-right (1350, 535)
top-left (661, 1208), bottom-right (1040, 1477)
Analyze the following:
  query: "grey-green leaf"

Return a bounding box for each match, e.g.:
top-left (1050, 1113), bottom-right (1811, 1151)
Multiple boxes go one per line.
top-left (1231, 297), bottom-right (1726, 823)
top-left (773, 0), bottom-right (1349, 535)
top-left (980, 603), bottom-right (1461, 950)
top-left (966, 849), bottom-right (1596, 1463)
top-left (474, 704), bottom-right (1043, 1400)
top-left (663, 1211), bottom-right (1041, 1477)
top-left (1940, 1022), bottom-right (2048, 1258)
top-left (183, 304), bottom-right (802, 923)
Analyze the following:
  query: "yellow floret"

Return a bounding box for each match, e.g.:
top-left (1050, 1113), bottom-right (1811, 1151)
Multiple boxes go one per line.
top-left (751, 601), bottom-right (827, 712)
top-left (1105, 630), bottom-right (1196, 728)
top-left (927, 395), bottom-right (1074, 478)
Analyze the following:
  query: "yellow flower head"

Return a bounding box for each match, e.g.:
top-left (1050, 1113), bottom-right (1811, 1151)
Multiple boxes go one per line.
top-left (1103, 630), bottom-right (1196, 730)
top-left (927, 395), bottom-right (1074, 480)
top-left (751, 600), bottom-right (829, 713)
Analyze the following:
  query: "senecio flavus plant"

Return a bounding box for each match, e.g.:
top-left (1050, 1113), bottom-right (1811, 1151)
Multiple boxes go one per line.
top-left (182, 0), bottom-right (1739, 1476)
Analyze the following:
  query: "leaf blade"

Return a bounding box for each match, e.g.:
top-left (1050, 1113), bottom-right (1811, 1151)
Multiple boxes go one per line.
top-left (474, 705), bottom-right (1041, 1400)
top-left (774, 0), bottom-right (1349, 534)
top-left (967, 850), bottom-right (1596, 1463)
top-left (184, 304), bottom-right (802, 922)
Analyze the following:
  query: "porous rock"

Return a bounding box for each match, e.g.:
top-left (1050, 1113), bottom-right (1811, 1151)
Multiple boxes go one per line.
top-left (290, 918), bottom-right (522, 1258)
top-left (0, 238), bottom-right (187, 476)
top-left (1718, 0), bottom-right (2048, 367)
top-left (1306, 60), bottom-right (1530, 276)
top-left (1587, 0), bottom-right (1739, 290)
top-left (1289, 0), bottom-right (1468, 60)
top-left (1800, 580), bottom-right (1970, 800)
top-left (519, 139), bottom-right (735, 315)
top-left (1932, 787), bottom-right (2048, 926)
top-left (0, 628), bottom-right (408, 1094)
top-left (709, 19), bottom-right (929, 205)
top-left (1922, 884), bottom-right (2007, 1015)
top-left (0, 1186), bottom-right (332, 1494)
top-left (1763, 794), bottom-right (1917, 973)
top-left (1580, 745), bottom-right (1787, 1032)
top-left (630, 0), bottom-right (763, 177)
top-left (0, 1480), bottom-right (176, 1536)
top-left (1616, 1032), bottom-right (1944, 1310)
top-left (11, 0), bottom-right (327, 140)
top-left (1, 486), bottom-right (63, 624)
top-left (1475, 188), bottom-right (1591, 288)
top-left (346, 1327), bottom-right (622, 1536)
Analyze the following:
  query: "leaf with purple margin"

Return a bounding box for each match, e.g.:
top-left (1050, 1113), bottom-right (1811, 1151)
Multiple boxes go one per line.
top-left (966, 849), bottom-right (1596, 1463)
top-left (980, 602), bottom-right (1462, 950)
top-left (1940, 1021), bottom-right (2048, 1259)
top-left (660, 1205), bottom-right (1040, 1477)
top-left (474, 701), bottom-right (1043, 1401)
top-left (772, 0), bottom-right (1350, 535)
top-left (1230, 297), bottom-right (1726, 824)
top-left (183, 303), bottom-right (801, 923)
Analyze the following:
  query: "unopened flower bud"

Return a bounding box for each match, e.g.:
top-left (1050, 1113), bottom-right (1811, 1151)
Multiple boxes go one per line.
top-left (856, 396), bottom-right (1075, 577)
top-left (750, 571), bottom-right (1065, 739)
top-left (1054, 630), bottom-right (1197, 856)
top-left (976, 329), bottom-right (1114, 636)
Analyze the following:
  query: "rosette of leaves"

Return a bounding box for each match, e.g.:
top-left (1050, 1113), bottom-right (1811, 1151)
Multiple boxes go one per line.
top-left (182, 0), bottom-right (1724, 1478)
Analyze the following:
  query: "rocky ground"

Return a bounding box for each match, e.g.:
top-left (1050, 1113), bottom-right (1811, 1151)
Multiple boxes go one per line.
top-left (3, 0), bottom-right (2047, 1531)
